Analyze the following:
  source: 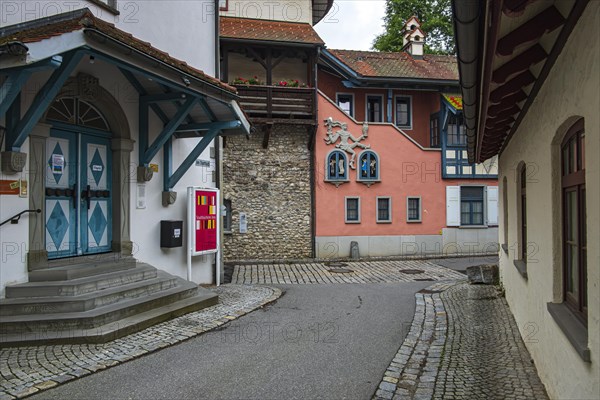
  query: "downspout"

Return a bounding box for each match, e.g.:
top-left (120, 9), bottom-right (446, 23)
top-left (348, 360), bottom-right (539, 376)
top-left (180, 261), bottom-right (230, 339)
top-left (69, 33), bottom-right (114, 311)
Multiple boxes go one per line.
top-left (215, 0), bottom-right (223, 283)
top-left (310, 46), bottom-right (322, 258)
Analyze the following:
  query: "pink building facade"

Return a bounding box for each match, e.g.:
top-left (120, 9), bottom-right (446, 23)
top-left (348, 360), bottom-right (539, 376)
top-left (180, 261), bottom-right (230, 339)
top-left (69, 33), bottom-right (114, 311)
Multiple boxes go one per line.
top-left (314, 24), bottom-right (499, 258)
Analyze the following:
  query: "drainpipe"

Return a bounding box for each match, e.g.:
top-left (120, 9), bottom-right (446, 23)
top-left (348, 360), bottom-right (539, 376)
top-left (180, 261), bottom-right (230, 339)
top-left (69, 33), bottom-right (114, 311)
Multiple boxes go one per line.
top-left (214, 0), bottom-right (223, 284)
top-left (387, 88), bottom-right (393, 123)
top-left (214, 0), bottom-right (220, 79)
top-left (310, 46), bottom-right (321, 258)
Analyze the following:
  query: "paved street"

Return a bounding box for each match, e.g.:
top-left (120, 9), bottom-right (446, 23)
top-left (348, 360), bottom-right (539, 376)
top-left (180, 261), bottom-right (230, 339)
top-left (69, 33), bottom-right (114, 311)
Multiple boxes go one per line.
top-left (27, 283), bottom-right (431, 400)
top-left (230, 260), bottom-right (465, 284)
top-left (1, 257), bottom-right (549, 399)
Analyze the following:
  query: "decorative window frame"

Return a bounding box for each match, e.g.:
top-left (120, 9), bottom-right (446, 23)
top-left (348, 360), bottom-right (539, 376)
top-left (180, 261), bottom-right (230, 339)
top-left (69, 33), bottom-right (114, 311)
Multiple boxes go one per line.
top-left (356, 149), bottom-right (380, 187)
top-left (376, 196), bottom-right (392, 223)
top-left (324, 149), bottom-right (350, 186)
top-left (406, 196), bottom-right (422, 223)
top-left (394, 95), bottom-right (413, 130)
top-left (365, 94), bottom-right (384, 123)
top-left (336, 93), bottom-right (355, 118)
top-left (345, 196), bottom-right (361, 224)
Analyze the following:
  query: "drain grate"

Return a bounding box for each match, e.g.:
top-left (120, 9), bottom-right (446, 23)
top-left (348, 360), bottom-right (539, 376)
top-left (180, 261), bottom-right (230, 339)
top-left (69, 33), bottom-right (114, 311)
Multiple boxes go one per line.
top-left (399, 269), bottom-right (425, 274)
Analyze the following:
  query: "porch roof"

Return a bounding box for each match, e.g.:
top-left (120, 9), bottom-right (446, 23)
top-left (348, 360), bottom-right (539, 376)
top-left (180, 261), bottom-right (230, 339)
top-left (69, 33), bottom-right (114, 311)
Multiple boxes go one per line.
top-left (220, 17), bottom-right (325, 46)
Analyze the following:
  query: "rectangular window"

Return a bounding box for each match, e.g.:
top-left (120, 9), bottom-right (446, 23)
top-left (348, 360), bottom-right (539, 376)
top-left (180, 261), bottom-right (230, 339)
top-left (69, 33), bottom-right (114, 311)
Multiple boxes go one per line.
top-left (430, 113), bottom-right (439, 147)
top-left (460, 186), bottom-right (484, 225)
top-left (366, 95), bottom-right (383, 122)
top-left (345, 197), bottom-right (360, 223)
top-left (336, 94), bottom-right (354, 117)
top-left (407, 197), bottom-right (422, 222)
top-left (223, 199), bottom-right (232, 233)
top-left (447, 114), bottom-right (466, 146)
top-left (377, 197), bottom-right (392, 223)
top-left (396, 97), bottom-right (412, 128)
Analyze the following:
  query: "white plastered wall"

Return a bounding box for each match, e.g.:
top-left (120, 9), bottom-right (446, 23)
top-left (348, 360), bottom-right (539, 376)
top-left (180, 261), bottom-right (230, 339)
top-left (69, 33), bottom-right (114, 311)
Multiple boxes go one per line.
top-left (497, 3), bottom-right (599, 399)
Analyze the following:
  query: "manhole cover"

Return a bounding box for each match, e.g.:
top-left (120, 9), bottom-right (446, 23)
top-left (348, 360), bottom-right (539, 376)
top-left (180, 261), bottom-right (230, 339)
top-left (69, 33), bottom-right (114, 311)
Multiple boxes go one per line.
top-left (415, 278), bottom-right (435, 281)
top-left (328, 268), bottom-right (354, 274)
top-left (399, 269), bottom-right (425, 274)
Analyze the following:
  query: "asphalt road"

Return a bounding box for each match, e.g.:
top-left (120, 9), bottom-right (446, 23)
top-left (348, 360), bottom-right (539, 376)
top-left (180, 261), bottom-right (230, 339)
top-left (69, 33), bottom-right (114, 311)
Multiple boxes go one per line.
top-left (32, 282), bottom-right (431, 400)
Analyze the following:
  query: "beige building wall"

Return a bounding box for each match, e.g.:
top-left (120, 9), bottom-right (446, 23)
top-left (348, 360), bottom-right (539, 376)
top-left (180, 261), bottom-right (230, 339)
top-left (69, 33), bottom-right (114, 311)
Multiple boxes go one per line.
top-left (221, 0), bottom-right (313, 24)
top-left (498, 3), bottom-right (599, 399)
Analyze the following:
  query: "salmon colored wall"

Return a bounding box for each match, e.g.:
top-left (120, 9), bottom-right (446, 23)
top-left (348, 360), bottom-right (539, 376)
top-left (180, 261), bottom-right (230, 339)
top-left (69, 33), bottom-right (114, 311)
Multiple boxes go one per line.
top-left (318, 70), bottom-right (441, 147)
top-left (316, 93), bottom-right (497, 237)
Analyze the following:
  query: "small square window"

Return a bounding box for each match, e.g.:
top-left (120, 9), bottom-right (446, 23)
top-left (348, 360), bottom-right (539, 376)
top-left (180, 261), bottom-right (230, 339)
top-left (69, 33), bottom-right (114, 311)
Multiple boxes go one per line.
top-left (407, 197), bottom-right (422, 222)
top-left (377, 197), bottom-right (392, 223)
top-left (345, 197), bottom-right (360, 223)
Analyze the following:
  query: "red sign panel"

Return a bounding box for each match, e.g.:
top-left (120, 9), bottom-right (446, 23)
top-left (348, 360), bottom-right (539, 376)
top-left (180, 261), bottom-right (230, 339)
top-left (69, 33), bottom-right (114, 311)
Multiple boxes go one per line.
top-left (193, 189), bottom-right (218, 254)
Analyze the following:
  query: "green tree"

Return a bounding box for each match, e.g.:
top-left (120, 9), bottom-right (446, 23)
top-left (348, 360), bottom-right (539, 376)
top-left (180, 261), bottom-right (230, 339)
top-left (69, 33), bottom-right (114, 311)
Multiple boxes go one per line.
top-left (373, 0), bottom-right (455, 55)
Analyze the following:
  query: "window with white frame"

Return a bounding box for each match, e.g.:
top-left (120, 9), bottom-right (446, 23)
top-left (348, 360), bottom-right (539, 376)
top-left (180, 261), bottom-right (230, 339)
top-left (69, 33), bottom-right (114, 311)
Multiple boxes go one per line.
top-left (446, 186), bottom-right (498, 227)
top-left (326, 150), bottom-right (348, 181)
top-left (407, 197), bottom-right (421, 222)
top-left (336, 93), bottom-right (354, 117)
top-left (377, 197), bottom-right (392, 223)
top-left (345, 197), bottom-right (360, 223)
top-left (358, 150), bottom-right (379, 181)
top-left (396, 96), bottom-right (412, 128)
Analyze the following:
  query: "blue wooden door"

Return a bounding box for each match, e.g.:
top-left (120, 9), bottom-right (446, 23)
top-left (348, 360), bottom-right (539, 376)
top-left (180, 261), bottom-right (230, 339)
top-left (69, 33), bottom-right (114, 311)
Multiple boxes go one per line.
top-left (45, 130), bottom-right (112, 258)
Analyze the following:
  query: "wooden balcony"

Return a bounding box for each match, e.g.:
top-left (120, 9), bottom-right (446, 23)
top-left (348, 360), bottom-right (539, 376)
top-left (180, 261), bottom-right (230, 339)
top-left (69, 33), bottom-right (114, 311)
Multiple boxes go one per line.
top-left (234, 85), bottom-right (317, 125)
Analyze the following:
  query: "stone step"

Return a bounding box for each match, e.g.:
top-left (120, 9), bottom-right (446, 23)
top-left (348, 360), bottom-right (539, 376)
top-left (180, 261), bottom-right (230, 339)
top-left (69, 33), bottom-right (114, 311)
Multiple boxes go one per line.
top-left (0, 278), bottom-right (201, 334)
top-left (28, 256), bottom-right (137, 282)
top-left (5, 264), bottom-right (158, 298)
top-left (0, 272), bottom-right (179, 316)
top-left (0, 288), bottom-right (218, 346)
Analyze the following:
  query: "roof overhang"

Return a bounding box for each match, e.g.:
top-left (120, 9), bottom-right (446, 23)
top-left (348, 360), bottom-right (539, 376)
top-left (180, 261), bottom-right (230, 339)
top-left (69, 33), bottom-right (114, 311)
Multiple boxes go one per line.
top-left (452, 0), bottom-right (589, 163)
top-left (319, 49), bottom-right (459, 91)
top-left (312, 0), bottom-right (335, 25)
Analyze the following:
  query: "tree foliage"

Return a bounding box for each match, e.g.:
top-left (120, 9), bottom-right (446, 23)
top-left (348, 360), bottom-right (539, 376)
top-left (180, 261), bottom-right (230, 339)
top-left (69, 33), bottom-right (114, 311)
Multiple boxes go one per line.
top-left (373, 0), bottom-right (455, 55)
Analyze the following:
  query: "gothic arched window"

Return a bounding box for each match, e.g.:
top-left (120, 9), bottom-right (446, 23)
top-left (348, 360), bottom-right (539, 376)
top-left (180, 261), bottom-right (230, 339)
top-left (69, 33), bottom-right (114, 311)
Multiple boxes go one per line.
top-left (326, 150), bottom-right (348, 181)
top-left (358, 150), bottom-right (379, 181)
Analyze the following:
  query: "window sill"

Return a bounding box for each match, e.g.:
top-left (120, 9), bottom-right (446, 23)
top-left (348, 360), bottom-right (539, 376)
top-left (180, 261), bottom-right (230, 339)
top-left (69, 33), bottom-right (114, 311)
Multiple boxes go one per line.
top-left (501, 243), bottom-right (509, 254)
top-left (325, 179), bottom-right (349, 187)
top-left (407, 220), bottom-right (422, 223)
top-left (458, 225), bottom-right (488, 229)
top-left (345, 221), bottom-right (361, 224)
top-left (513, 259), bottom-right (528, 279)
top-left (224, 230), bottom-right (233, 235)
top-left (547, 302), bottom-right (590, 362)
top-left (89, 0), bottom-right (120, 15)
top-left (357, 180), bottom-right (380, 188)
top-left (376, 220), bottom-right (392, 224)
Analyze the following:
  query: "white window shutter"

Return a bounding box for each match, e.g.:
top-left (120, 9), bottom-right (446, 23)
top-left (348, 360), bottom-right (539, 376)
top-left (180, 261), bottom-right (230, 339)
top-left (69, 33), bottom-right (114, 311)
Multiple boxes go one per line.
top-left (446, 186), bottom-right (460, 226)
top-left (487, 186), bottom-right (499, 225)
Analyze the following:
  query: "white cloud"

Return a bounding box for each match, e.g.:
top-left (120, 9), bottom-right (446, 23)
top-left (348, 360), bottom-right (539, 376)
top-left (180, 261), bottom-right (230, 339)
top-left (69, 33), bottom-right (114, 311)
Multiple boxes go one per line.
top-left (314, 0), bottom-right (387, 50)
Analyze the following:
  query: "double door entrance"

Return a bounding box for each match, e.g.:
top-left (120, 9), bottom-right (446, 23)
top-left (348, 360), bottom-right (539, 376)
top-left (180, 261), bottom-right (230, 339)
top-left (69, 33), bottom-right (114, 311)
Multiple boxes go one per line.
top-left (45, 129), bottom-right (112, 259)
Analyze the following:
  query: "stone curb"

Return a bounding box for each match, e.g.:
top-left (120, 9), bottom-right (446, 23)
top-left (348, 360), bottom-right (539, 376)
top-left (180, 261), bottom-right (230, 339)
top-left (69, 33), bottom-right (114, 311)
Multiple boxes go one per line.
top-left (372, 280), bottom-right (463, 400)
top-left (0, 285), bottom-right (283, 400)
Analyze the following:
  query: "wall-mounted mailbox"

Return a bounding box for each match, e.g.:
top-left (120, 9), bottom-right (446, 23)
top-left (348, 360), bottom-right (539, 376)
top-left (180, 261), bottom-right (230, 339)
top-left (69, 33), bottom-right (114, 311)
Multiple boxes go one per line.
top-left (160, 220), bottom-right (183, 248)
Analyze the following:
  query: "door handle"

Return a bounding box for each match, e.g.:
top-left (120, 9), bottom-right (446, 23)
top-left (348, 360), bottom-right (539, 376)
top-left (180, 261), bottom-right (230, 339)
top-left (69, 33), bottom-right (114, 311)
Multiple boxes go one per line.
top-left (81, 185), bottom-right (91, 210)
top-left (70, 184), bottom-right (77, 209)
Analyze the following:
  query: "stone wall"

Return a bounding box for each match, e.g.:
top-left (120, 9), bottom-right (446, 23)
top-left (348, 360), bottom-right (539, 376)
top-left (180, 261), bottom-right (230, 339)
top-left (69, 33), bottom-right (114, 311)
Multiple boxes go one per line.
top-left (222, 124), bottom-right (313, 260)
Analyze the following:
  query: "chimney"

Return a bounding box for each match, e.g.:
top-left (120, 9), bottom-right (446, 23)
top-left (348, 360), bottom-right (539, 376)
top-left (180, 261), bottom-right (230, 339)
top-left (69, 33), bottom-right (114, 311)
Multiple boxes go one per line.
top-left (402, 16), bottom-right (425, 59)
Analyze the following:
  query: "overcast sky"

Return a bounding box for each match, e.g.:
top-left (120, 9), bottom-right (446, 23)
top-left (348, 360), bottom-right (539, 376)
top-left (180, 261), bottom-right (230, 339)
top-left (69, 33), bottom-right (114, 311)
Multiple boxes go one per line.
top-left (314, 0), bottom-right (387, 51)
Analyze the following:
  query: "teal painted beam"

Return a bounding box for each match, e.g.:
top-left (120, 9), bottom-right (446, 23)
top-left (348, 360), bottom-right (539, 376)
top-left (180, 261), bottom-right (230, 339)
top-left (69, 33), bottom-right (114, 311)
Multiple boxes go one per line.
top-left (139, 99), bottom-right (149, 166)
top-left (0, 70), bottom-right (31, 117)
top-left (142, 97), bottom-right (197, 165)
top-left (175, 120), bottom-right (241, 133)
top-left (163, 137), bottom-right (173, 192)
top-left (166, 128), bottom-right (220, 190)
top-left (198, 98), bottom-right (217, 122)
top-left (119, 67), bottom-right (170, 124)
top-left (8, 51), bottom-right (84, 150)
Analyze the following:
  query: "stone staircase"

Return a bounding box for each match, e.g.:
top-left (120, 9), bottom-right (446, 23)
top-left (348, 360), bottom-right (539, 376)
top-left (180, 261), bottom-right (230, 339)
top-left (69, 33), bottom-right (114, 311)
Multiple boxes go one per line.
top-left (0, 255), bottom-right (218, 347)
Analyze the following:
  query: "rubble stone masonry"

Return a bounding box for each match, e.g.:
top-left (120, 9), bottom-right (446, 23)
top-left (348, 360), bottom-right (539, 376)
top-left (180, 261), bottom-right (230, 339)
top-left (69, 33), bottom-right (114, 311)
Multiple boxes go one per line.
top-left (222, 124), bottom-right (313, 261)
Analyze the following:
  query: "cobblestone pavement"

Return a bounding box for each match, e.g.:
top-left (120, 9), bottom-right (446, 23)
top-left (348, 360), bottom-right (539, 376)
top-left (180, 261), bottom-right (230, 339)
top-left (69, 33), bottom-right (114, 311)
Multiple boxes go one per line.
top-left (231, 260), bottom-right (465, 284)
top-left (0, 285), bottom-right (281, 400)
top-left (374, 282), bottom-right (549, 400)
